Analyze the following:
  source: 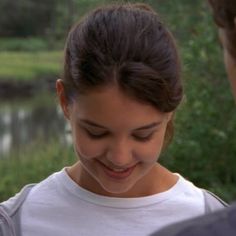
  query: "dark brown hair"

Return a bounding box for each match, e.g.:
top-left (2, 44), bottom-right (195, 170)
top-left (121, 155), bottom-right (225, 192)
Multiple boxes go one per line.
top-left (208, 0), bottom-right (236, 57)
top-left (208, 0), bottom-right (236, 29)
top-left (62, 3), bottom-right (183, 146)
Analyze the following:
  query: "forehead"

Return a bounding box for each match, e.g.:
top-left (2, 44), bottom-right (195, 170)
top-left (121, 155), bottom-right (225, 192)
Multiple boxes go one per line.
top-left (71, 86), bottom-right (166, 128)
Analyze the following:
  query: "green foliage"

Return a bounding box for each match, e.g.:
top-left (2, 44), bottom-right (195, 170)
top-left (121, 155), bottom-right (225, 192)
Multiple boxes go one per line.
top-left (0, 51), bottom-right (62, 81)
top-left (0, 0), bottom-right (58, 37)
top-left (0, 140), bottom-right (75, 202)
top-left (0, 38), bottom-right (61, 52)
top-left (0, 0), bottom-right (110, 39)
top-left (154, 0), bottom-right (236, 202)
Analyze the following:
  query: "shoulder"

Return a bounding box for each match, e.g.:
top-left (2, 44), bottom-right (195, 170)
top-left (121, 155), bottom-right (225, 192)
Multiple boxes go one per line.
top-left (175, 175), bottom-right (204, 203)
top-left (202, 189), bottom-right (228, 213)
top-left (0, 184), bottom-right (36, 216)
top-left (0, 170), bottom-right (62, 216)
top-left (22, 170), bottom-right (64, 205)
top-left (0, 171), bottom-right (63, 235)
top-left (151, 202), bottom-right (236, 236)
top-left (0, 184), bottom-right (36, 236)
top-left (159, 175), bottom-right (206, 217)
top-left (177, 175), bottom-right (227, 213)
top-left (175, 175), bottom-right (202, 194)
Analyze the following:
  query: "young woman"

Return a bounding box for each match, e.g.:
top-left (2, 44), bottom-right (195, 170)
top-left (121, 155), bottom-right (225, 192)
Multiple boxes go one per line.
top-left (0, 3), bottom-right (227, 236)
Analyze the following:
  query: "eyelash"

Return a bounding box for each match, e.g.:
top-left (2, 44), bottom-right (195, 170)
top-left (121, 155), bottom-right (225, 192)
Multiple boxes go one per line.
top-left (85, 129), bottom-right (154, 142)
top-left (85, 129), bottom-right (108, 139)
top-left (132, 133), bottom-right (154, 142)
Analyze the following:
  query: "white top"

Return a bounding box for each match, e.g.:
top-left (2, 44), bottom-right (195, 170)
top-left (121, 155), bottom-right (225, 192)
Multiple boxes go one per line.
top-left (20, 169), bottom-right (205, 236)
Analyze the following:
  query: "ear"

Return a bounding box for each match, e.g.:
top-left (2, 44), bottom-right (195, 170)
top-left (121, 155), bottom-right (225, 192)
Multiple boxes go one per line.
top-left (56, 79), bottom-right (70, 120)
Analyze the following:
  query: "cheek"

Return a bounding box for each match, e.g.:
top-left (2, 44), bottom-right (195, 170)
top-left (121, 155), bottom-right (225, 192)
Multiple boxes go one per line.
top-left (73, 131), bottom-right (106, 159)
top-left (136, 142), bottom-right (162, 162)
top-left (136, 130), bottom-right (166, 162)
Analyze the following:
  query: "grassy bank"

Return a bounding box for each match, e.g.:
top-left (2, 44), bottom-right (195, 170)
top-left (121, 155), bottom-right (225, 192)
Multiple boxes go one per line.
top-left (0, 51), bottom-right (62, 81)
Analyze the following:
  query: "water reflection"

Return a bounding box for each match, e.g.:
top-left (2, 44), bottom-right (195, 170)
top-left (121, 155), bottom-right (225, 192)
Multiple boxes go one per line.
top-left (0, 94), bottom-right (70, 158)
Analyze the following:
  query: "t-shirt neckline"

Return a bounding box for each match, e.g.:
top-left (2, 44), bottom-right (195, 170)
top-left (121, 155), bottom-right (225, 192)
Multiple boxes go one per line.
top-left (55, 168), bottom-right (185, 209)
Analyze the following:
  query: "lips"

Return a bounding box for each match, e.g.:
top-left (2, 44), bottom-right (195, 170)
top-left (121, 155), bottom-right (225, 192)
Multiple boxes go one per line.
top-left (97, 161), bottom-right (137, 179)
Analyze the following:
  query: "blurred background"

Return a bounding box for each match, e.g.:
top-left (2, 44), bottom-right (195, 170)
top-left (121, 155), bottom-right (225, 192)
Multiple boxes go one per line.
top-left (0, 0), bottom-right (235, 202)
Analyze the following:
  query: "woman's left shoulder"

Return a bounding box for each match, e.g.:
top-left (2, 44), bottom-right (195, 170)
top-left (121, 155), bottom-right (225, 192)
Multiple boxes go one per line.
top-left (202, 189), bottom-right (228, 213)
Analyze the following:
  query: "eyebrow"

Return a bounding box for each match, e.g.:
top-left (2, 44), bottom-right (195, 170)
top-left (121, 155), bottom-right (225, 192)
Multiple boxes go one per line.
top-left (80, 119), bottom-right (107, 129)
top-left (134, 122), bottom-right (161, 131)
top-left (80, 119), bottom-right (161, 130)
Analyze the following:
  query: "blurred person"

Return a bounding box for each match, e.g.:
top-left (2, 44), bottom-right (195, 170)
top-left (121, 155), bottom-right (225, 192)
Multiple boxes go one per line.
top-left (0, 3), bottom-right (227, 236)
top-left (208, 0), bottom-right (236, 102)
top-left (150, 202), bottom-right (236, 236)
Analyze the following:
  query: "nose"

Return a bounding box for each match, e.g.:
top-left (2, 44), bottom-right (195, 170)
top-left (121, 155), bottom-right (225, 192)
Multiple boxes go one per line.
top-left (106, 138), bottom-right (133, 167)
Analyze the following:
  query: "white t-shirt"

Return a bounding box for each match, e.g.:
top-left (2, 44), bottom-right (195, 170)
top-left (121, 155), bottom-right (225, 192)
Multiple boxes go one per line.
top-left (20, 169), bottom-right (205, 236)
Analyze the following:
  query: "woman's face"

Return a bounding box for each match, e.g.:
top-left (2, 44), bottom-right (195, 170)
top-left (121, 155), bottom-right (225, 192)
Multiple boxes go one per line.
top-left (58, 82), bottom-right (172, 197)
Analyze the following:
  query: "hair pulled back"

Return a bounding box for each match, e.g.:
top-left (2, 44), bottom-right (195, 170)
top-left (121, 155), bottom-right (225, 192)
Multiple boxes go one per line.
top-left (63, 3), bottom-right (183, 113)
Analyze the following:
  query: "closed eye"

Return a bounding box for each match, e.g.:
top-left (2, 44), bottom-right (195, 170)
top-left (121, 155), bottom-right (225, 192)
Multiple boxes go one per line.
top-left (132, 132), bottom-right (154, 142)
top-left (84, 129), bottom-right (109, 139)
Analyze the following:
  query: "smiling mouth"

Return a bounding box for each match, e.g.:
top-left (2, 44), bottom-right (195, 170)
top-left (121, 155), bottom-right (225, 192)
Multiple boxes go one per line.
top-left (97, 161), bottom-right (137, 179)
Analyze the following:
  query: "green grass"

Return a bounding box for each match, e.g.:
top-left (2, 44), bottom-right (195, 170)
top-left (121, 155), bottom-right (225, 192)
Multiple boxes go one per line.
top-left (0, 38), bottom-right (53, 52)
top-left (0, 51), bottom-right (62, 81)
top-left (0, 140), bottom-right (75, 202)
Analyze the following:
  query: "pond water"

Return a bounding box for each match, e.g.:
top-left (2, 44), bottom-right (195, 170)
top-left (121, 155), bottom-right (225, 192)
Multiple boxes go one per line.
top-left (0, 93), bottom-right (71, 158)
